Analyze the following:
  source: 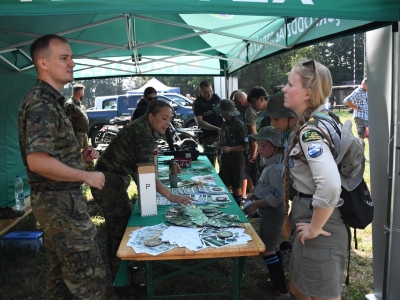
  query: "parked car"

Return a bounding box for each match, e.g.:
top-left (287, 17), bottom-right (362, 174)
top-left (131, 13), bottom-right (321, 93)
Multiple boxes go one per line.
top-left (160, 93), bottom-right (193, 107)
top-left (157, 95), bottom-right (195, 128)
top-left (88, 94), bottom-right (195, 147)
top-left (127, 92), bottom-right (195, 126)
top-left (87, 94), bottom-right (136, 147)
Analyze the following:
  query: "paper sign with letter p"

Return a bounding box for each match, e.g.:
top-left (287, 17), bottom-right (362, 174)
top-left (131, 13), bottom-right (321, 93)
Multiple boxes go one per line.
top-left (137, 164), bottom-right (157, 216)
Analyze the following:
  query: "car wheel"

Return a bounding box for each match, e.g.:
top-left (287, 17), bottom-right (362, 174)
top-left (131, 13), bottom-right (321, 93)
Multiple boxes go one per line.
top-left (91, 128), bottom-right (102, 148)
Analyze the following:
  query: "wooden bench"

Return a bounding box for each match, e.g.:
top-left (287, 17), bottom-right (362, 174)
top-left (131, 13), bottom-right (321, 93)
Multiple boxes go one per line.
top-left (333, 104), bottom-right (347, 112)
top-left (0, 197), bottom-right (32, 237)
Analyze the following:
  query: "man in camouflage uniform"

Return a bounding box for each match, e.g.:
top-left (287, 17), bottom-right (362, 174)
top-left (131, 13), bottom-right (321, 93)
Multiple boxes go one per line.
top-left (213, 99), bottom-right (249, 205)
top-left (18, 34), bottom-right (106, 300)
top-left (91, 101), bottom-right (192, 296)
top-left (64, 84), bottom-right (94, 171)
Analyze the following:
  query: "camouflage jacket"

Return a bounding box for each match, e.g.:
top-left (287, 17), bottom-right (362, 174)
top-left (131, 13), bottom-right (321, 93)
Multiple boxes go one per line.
top-left (64, 97), bottom-right (89, 133)
top-left (18, 80), bottom-right (84, 188)
top-left (95, 115), bottom-right (160, 175)
top-left (64, 97), bottom-right (89, 149)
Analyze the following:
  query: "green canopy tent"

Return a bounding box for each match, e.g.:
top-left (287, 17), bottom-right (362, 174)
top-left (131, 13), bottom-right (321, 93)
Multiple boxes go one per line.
top-left (0, 0), bottom-right (398, 204)
top-left (1, 2), bottom-right (400, 299)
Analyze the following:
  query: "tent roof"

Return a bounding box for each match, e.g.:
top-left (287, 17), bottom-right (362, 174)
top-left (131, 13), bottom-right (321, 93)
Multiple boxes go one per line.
top-left (131, 77), bottom-right (179, 93)
top-left (0, 1), bottom-right (398, 77)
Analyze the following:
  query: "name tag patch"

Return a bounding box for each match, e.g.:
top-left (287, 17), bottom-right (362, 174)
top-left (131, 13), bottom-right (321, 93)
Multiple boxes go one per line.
top-left (307, 143), bottom-right (324, 158)
top-left (302, 130), bottom-right (324, 143)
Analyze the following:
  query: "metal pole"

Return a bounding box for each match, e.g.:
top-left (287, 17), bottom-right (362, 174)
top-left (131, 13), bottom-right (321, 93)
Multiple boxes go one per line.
top-left (354, 34), bottom-right (356, 85)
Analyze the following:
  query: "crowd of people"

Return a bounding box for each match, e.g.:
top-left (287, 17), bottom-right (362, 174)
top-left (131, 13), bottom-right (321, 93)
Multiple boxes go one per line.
top-left (18, 33), bottom-right (357, 300)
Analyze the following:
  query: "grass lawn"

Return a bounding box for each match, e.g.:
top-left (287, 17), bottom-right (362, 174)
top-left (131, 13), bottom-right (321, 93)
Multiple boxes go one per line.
top-left (0, 109), bottom-right (373, 299)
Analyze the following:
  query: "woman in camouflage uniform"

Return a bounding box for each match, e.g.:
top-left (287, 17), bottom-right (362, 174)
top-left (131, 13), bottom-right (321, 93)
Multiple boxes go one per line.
top-left (92, 100), bottom-right (192, 295)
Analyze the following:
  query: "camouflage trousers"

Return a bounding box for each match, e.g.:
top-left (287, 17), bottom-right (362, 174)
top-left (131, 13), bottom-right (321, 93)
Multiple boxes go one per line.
top-left (31, 187), bottom-right (107, 300)
top-left (90, 171), bottom-right (132, 280)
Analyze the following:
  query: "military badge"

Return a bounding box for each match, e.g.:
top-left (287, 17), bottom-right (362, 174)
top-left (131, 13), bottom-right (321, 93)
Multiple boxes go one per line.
top-left (302, 130), bottom-right (324, 143)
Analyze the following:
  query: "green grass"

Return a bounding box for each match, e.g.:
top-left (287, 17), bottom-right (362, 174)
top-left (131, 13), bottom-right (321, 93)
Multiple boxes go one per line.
top-left (0, 111), bottom-right (373, 299)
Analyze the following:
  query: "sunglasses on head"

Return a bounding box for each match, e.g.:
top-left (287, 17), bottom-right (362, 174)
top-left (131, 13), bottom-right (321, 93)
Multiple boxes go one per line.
top-left (147, 97), bottom-right (158, 101)
top-left (302, 60), bottom-right (315, 71)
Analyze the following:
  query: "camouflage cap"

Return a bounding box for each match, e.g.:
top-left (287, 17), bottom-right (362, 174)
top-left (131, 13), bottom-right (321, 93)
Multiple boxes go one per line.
top-left (258, 92), bottom-right (297, 119)
top-left (249, 126), bottom-right (282, 147)
top-left (213, 99), bottom-right (240, 116)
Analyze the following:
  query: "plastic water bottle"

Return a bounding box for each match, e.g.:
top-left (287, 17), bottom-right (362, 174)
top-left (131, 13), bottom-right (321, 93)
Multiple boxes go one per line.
top-left (14, 175), bottom-right (25, 212)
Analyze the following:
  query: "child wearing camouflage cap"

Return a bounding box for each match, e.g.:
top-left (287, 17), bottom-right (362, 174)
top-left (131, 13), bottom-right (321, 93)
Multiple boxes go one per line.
top-left (212, 99), bottom-right (249, 205)
top-left (243, 126), bottom-right (290, 300)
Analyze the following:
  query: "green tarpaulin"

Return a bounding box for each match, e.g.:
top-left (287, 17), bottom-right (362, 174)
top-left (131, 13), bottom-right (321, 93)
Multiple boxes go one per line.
top-left (0, 0), bottom-right (399, 206)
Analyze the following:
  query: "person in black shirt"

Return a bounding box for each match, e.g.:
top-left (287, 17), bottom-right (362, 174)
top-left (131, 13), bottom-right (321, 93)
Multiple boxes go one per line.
top-left (131, 87), bottom-right (158, 121)
top-left (193, 80), bottom-right (222, 166)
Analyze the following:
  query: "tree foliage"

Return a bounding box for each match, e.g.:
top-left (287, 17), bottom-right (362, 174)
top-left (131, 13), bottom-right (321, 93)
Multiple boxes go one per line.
top-left (314, 34), bottom-right (365, 85)
top-left (60, 34), bottom-right (365, 105)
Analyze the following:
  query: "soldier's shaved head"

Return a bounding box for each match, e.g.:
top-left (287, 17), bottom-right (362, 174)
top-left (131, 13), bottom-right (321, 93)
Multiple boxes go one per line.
top-left (30, 34), bottom-right (68, 70)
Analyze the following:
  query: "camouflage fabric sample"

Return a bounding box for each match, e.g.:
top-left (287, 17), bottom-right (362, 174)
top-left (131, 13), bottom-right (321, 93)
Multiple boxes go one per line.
top-left (64, 97), bottom-right (89, 149)
top-left (18, 79), bottom-right (106, 299)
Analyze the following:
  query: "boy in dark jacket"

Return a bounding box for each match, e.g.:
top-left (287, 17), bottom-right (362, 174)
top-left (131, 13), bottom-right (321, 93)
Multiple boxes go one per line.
top-left (212, 99), bottom-right (249, 205)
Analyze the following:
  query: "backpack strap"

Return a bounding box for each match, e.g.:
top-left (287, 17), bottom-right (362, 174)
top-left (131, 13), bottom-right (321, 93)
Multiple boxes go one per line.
top-left (345, 224), bottom-right (351, 286)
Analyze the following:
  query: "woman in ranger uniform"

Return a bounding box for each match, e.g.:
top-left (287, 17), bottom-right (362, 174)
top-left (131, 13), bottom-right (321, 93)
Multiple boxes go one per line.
top-left (282, 60), bottom-right (347, 300)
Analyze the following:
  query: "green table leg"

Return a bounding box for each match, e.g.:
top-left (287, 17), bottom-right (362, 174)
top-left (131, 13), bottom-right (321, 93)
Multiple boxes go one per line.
top-left (232, 257), bottom-right (246, 300)
top-left (146, 261), bottom-right (154, 300)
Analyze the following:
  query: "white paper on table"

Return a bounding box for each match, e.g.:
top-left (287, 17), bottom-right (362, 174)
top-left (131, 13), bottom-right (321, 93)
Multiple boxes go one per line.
top-left (138, 173), bottom-right (157, 216)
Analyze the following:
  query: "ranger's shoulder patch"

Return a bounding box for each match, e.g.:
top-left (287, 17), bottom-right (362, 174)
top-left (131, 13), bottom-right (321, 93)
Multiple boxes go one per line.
top-left (302, 129), bottom-right (325, 143)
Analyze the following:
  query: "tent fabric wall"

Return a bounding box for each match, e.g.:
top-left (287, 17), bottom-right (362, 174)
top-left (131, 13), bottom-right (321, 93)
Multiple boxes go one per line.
top-left (0, 71), bottom-right (36, 207)
top-left (366, 24), bottom-right (400, 300)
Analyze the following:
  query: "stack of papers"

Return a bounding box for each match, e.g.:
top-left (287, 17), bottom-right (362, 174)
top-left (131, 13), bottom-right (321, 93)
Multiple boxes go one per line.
top-left (127, 224), bottom-right (177, 256)
top-left (126, 223), bottom-right (252, 255)
top-left (157, 194), bottom-right (231, 205)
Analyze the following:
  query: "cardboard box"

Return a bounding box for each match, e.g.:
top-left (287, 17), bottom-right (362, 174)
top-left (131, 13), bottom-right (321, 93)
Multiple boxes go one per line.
top-left (173, 158), bottom-right (192, 168)
top-left (137, 164), bottom-right (157, 217)
top-left (3, 231), bottom-right (43, 252)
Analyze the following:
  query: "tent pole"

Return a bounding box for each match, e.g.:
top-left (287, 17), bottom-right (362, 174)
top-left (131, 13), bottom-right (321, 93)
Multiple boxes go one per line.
top-left (382, 22), bottom-right (399, 300)
top-left (224, 63), bottom-right (228, 99)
